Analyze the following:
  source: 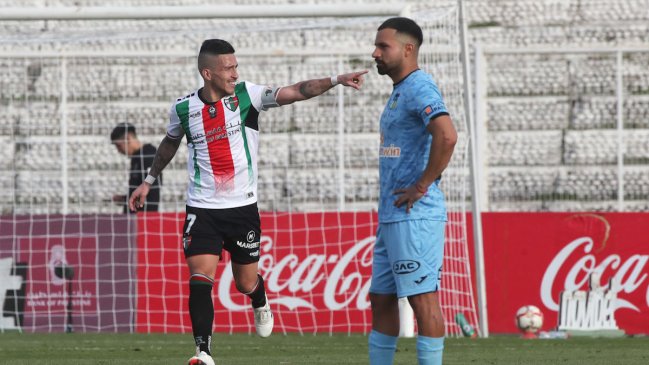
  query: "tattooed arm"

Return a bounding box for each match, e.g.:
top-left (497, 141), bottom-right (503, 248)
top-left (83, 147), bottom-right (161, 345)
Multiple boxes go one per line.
top-left (128, 135), bottom-right (182, 212)
top-left (275, 70), bottom-right (368, 106)
top-left (148, 135), bottom-right (182, 179)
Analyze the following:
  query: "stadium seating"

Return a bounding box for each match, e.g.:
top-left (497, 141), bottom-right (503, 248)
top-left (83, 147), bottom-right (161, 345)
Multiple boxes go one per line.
top-left (487, 98), bottom-right (570, 131)
top-left (489, 131), bottom-right (562, 166)
top-left (1, 0), bottom-right (649, 213)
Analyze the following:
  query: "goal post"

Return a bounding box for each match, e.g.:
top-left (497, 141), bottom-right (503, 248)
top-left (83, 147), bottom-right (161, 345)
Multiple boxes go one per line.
top-left (0, 4), bottom-right (411, 20)
top-left (0, 5), bottom-right (483, 337)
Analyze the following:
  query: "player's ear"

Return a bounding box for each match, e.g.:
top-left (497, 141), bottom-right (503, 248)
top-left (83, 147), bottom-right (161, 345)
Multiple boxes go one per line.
top-left (404, 43), bottom-right (415, 58)
top-left (200, 68), bottom-right (211, 80)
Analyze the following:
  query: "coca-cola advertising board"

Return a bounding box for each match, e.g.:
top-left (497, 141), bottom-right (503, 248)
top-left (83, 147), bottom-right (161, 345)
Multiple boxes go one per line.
top-left (480, 213), bottom-right (649, 334)
top-left (137, 212), bottom-right (649, 334)
top-left (136, 212), bottom-right (376, 333)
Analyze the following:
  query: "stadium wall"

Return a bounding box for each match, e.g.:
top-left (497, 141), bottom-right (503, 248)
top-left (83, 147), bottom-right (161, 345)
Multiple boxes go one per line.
top-left (0, 215), bottom-right (136, 332)
top-left (2, 212), bottom-right (647, 334)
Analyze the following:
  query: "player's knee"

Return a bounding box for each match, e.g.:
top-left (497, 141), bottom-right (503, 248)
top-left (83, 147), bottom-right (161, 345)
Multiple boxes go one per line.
top-left (408, 292), bottom-right (441, 314)
top-left (233, 276), bottom-right (257, 294)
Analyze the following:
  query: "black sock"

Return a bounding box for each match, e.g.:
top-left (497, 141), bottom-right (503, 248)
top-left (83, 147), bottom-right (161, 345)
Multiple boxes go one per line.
top-left (246, 274), bottom-right (267, 308)
top-left (189, 274), bottom-right (214, 355)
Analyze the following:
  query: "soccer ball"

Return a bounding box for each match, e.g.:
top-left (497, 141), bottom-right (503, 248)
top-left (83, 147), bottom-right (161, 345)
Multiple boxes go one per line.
top-left (515, 305), bottom-right (543, 334)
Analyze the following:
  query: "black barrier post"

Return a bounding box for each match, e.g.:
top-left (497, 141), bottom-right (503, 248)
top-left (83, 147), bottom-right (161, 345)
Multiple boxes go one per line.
top-left (54, 264), bottom-right (74, 333)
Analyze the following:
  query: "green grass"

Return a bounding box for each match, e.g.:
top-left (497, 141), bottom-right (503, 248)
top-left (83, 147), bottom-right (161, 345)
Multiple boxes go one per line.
top-left (0, 333), bottom-right (648, 364)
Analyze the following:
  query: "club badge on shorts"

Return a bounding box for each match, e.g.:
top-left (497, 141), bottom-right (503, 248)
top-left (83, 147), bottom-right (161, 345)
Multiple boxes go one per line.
top-left (183, 235), bottom-right (192, 250)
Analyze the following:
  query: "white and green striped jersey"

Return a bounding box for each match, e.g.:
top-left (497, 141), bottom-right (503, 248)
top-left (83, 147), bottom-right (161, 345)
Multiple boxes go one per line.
top-left (167, 81), bottom-right (279, 209)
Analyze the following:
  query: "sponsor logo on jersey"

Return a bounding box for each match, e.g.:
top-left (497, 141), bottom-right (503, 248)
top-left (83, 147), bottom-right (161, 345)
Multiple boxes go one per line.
top-left (379, 144), bottom-right (401, 158)
top-left (189, 110), bottom-right (201, 118)
top-left (379, 132), bottom-right (401, 158)
top-left (208, 105), bottom-right (217, 118)
top-left (224, 96), bottom-right (239, 112)
top-left (393, 260), bottom-right (420, 274)
top-left (423, 102), bottom-right (445, 117)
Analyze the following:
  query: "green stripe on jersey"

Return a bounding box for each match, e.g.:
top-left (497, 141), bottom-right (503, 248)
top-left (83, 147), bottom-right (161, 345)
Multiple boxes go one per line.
top-left (176, 100), bottom-right (201, 189)
top-left (235, 83), bottom-right (254, 182)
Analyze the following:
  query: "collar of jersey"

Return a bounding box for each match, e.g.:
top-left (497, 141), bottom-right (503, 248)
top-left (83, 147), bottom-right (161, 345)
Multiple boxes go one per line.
top-left (393, 68), bottom-right (421, 88)
top-left (197, 87), bottom-right (222, 105)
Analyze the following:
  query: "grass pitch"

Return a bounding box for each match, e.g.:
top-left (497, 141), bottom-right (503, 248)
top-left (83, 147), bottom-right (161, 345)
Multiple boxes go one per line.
top-left (0, 332), bottom-right (648, 364)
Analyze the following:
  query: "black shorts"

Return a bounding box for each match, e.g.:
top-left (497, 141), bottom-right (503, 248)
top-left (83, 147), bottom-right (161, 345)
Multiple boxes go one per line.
top-left (182, 203), bottom-right (261, 264)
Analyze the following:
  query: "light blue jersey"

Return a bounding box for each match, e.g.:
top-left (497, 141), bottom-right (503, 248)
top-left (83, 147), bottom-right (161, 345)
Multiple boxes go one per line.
top-left (378, 69), bottom-right (449, 223)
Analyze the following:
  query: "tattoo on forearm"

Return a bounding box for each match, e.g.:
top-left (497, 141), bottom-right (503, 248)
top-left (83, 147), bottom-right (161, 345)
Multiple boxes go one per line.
top-left (150, 137), bottom-right (180, 177)
top-left (298, 79), bottom-right (329, 99)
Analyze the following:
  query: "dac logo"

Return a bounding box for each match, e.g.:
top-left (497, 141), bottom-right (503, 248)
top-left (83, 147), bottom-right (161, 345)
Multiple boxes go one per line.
top-left (393, 260), bottom-right (420, 274)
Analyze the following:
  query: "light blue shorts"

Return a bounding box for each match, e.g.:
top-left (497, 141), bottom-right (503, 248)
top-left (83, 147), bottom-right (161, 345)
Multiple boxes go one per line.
top-left (369, 220), bottom-right (445, 298)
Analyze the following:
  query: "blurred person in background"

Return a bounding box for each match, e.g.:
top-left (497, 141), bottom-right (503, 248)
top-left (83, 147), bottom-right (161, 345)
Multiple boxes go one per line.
top-left (110, 122), bottom-right (161, 213)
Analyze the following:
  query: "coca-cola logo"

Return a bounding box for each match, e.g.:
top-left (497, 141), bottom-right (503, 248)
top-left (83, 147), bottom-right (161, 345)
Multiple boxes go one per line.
top-left (541, 236), bottom-right (648, 312)
top-left (218, 235), bottom-right (375, 311)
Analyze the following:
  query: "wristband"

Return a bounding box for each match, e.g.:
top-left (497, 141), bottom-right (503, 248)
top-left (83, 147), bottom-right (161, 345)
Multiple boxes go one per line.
top-left (330, 75), bottom-right (339, 86)
top-left (144, 175), bottom-right (156, 185)
top-left (415, 182), bottom-right (428, 194)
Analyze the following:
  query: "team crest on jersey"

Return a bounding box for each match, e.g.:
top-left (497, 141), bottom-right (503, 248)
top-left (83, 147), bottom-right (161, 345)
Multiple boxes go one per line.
top-left (208, 105), bottom-right (217, 118)
top-left (390, 93), bottom-right (400, 109)
top-left (224, 96), bottom-right (239, 112)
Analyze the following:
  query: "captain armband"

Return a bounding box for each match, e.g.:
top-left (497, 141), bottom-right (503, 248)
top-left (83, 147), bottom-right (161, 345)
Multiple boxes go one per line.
top-left (261, 86), bottom-right (282, 110)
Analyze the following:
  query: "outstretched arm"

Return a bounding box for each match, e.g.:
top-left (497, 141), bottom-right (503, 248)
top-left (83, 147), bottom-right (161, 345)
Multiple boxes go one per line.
top-left (275, 70), bottom-right (368, 106)
top-left (128, 135), bottom-right (182, 212)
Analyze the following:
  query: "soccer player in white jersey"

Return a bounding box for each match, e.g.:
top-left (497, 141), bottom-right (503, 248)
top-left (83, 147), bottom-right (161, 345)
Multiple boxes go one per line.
top-left (368, 18), bottom-right (458, 365)
top-left (128, 39), bottom-right (367, 365)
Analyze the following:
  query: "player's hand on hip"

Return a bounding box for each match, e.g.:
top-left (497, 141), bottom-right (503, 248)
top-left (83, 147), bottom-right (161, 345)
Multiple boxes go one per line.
top-left (393, 186), bottom-right (425, 214)
top-left (128, 183), bottom-right (150, 212)
top-left (338, 70), bottom-right (368, 90)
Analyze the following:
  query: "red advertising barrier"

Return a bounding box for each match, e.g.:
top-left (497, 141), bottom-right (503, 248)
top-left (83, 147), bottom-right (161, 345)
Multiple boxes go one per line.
top-left (20, 236), bottom-right (98, 329)
top-left (136, 212), bottom-right (649, 334)
top-left (0, 214), bottom-right (136, 333)
top-left (480, 213), bottom-right (649, 335)
top-left (136, 212), bottom-right (377, 333)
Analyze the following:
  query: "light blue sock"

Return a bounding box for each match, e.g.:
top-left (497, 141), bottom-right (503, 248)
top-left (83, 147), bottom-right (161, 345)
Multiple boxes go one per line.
top-left (368, 330), bottom-right (398, 365)
top-left (417, 335), bottom-right (444, 365)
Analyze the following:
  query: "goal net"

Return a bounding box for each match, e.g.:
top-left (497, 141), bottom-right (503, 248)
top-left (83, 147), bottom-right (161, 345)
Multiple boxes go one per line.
top-left (0, 6), bottom-right (479, 336)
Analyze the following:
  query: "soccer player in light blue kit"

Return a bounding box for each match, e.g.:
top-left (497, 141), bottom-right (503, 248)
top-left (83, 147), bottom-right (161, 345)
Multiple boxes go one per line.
top-left (369, 17), bottom-right (458, 365)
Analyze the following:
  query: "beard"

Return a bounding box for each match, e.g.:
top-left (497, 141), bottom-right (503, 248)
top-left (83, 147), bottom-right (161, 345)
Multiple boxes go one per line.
top-left (375, 62), bottom-right (388, 75)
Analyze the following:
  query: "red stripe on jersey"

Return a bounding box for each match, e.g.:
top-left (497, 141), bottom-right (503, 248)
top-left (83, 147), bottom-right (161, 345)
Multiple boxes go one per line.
top-left (201, 102), bottom-right (235, 192)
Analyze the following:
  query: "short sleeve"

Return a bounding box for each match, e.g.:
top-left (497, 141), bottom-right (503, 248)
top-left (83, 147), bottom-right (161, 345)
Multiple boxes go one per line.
top-left (412, 80), bottom-right (449, 126)
top-left (166, 103), bottom-right (184, 140)
top-left (242, 81), bottom-right (280, 111)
